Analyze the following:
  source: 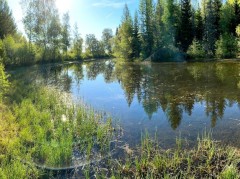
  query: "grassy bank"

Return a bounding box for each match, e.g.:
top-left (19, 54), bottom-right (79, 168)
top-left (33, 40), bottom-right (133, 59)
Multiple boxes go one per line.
top-left (97, 133), bottom-right (240, 178)
top-left (0, 85), bottom-right (114, 178)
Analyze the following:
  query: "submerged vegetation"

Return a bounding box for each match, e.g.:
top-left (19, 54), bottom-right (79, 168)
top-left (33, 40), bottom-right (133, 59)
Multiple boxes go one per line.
top-left (106, 133), bottom-right (240, 178)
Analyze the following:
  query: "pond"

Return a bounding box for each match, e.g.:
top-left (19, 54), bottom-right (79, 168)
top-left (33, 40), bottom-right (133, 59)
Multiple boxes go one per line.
top-left (9, 59), bottom-right (240, 149)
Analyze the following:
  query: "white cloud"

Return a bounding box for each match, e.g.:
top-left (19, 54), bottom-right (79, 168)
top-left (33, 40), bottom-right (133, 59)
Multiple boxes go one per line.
top-left (92, 0), bottom-right (134, 9)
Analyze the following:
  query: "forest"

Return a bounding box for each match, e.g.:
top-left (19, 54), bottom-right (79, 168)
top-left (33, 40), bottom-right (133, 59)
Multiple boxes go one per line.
top-left (0, 0), bottom-right (240, 66)
top-left (1, 0), bottom-right (240, 178)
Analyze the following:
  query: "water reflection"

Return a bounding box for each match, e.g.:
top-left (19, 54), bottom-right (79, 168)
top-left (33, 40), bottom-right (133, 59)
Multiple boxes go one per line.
top-left (9, 60), bottom-right (240, 147)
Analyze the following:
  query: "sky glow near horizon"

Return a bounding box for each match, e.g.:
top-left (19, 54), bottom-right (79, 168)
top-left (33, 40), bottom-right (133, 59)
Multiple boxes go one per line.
top-left (8, 0), bottom-right (139, 40)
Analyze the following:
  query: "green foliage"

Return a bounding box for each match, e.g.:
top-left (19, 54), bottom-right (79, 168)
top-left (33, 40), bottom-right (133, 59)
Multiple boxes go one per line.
top-left (139, 0), bottom-right (154, 58)
top-left (71, 24), bottom-right (83, 60)
top-left (1, 34), bottom-right (36, 66)
top-left (162, 0), bottom-right (179, 48)
top-left (0, 0), bottom-right (16, 39)
top-left (0, 63), bottom-right (9, 100)
top-left (178, 0), bottom-right (193, 52)
top-left (85, 34), bottom-right (106, 58)
top-left (215, 33), bottom-right (238, 58)
top-left (62, 12), bottom-right (71, 59)
top-left (154, 0), bottom-right (165, 49)
top-left (237, 24), bottom-right (240, 37)
top-left (195, 8), bottom-right (204, 41)
top-left (187, 39), bottom-right (205, 59)
top-left (220, 165), bottom-right (239, 179)
top-left (106, 132), bottom-right (240, 178)
top-left (102, 28), bottom-right (113, 56)
top-left (113, 4), bottom-right (134, 59)
top-left (203, 0), bottom-right (219, 56)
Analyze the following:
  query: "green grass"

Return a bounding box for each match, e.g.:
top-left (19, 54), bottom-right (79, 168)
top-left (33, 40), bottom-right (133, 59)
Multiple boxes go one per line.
top-left (103, 132), bottom-right (240, 179)
top-left (0, 86), bottom-right (114, 178)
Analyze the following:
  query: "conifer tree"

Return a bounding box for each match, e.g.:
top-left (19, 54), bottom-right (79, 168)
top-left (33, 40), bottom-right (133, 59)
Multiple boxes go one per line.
top-left (113, 4), bottom-right (134, 59)
top-left (0, 0), bottom-right (16, 39)
top-left (203, 0), bottom-right (217, 56)
top-left (154, 0), bottom-right (165, 50)
top-left (132, 11), bottom-right (141, 58)
top-left (195, 7), bottom-right (204, 41)
top-left (178, 0), bottom-right (193, 52)
top-left (139, 0), bottom-right (154, 58)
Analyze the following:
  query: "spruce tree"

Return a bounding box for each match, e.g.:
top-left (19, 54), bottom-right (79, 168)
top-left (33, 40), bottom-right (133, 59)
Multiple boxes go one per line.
top-left (162, 0), bottom-right (178, 48)
top-left (179, 0), bottom-right (193, 52)
top-left (113, 4), bottom-right (134, 59)
top-left (212, 0), bottom-right (222, 39)
top-left (132, 11), bottom-right (141, 58)
top-left (154, 0), bottom-right (165, 50)
top-left (203, 0), bottom-right (217, 56)
top-left (195, 7), bottom-right (204, 41)
top-left (0, 0), bottom-right (16, 39)
top-left (139, 0), bottom-right (154, 58)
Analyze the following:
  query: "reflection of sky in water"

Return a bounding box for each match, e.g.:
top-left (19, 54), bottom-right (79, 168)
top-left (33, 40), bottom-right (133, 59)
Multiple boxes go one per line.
top-left (10, 60), bottom-right (240, 148)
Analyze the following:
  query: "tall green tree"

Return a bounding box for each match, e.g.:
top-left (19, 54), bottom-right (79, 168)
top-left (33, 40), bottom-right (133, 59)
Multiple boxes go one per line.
top-left (212, 0), bottom-right (222, 39)
top-left (139, 0), bottom-right (154, 58)
top-left (85, 34), bottom-right (105, 58)
top-left (194, 7), bottom-right (204, 41)
top-left (72, 23), bottom-right (83, 60)
top-left (132, 11), bottom-right (141, 58)
top-left (47, 11), bottom-right (62, 60)
top-left (62, 12), bottom-right (71, 58)
top-left (21, 0), bottom-right (35, 50)
top-left (101, 28), bottom-right (113, 56)
top-left (0, 0), bottom-right (16, 39)
top-left (162, 0), bottom-right (178, 48)
top-left (113, 4), bottom-right (134, 59)
top-left (203, 0), bottom-right (217, 56)
top-left (154, 0), bottom-right (165, 50)
top-left (178, 0), bottom-right (193, 52)
top-left (21, 0), bottom-right (59, 61)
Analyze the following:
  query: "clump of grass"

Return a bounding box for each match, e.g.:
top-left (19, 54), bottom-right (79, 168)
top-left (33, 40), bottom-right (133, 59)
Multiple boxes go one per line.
top-left (105, 132), bottom-right (240, 178)
top-left (13, 86), bottom-right (114, 167)
top-left (0, 103), bottom-right (39, 178)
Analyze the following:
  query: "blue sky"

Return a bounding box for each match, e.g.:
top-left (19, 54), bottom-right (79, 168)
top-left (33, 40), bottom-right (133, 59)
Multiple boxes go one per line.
top-left (8, 0), bottom-right (139, 40)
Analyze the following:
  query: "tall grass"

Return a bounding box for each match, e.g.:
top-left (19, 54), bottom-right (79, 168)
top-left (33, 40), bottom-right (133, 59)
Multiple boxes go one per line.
top-left (0, 86), bottom-right (114, 178)
top-left (105, 132), bottom-right (240, 178)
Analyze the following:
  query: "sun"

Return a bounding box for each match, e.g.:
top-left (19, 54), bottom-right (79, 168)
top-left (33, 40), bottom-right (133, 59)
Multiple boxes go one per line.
top-left (55, 0), bottom-right (72, 13)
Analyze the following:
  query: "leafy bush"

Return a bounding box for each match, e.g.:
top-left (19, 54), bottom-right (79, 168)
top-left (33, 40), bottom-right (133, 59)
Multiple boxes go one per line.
top-left (1, 34), bottom-right (37, 66)
top-left (215, 33), bottom-right (238, 59)
top-left (236, 25), bottom-right (240, 57)
top-left (187, 39), bottom-right (205, 59)
top-left (0, 63), bottom-right (9, 101)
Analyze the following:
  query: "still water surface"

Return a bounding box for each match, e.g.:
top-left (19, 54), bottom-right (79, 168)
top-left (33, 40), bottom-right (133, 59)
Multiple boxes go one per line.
top-left (11, 59), bottom-right (240, 148)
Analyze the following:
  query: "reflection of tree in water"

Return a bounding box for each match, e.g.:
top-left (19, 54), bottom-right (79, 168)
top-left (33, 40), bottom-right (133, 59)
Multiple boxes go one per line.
top-left (114, 61), bottom-right (240, 129)
top-left (11, 60), bottom-right (240, 130)
top-left (114, 62), bottom-right (142, 106)
top-left (103, 61), bottom-right (115, 83)
top-left (69, 64), bottom-right (84, 85)
top-left (86, 61), bottom-right (106, 80)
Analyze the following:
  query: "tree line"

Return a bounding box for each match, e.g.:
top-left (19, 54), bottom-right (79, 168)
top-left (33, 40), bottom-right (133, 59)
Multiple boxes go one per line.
top-left (0, 0), bottom-right (113, 66)
top-left (1, 0), bottom-right (240, 66)
top-left (114, 0), bottom-right (240, 60)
